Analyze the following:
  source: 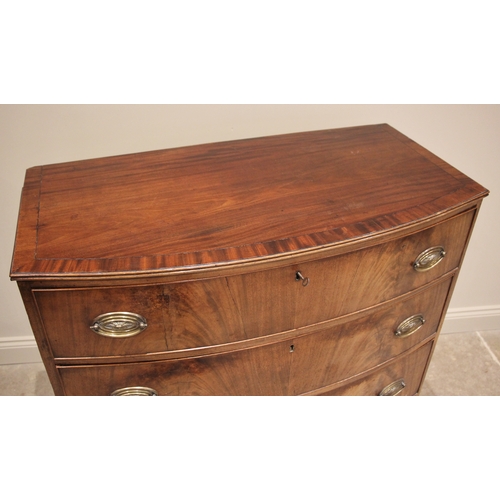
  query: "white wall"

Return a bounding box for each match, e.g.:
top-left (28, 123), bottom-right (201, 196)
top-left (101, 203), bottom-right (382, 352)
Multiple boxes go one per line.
top-left (1, 105), bottom-right (499, 363)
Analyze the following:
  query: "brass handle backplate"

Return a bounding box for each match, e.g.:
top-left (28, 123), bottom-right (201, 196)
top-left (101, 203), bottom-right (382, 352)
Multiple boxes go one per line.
top-left (111, 387), bottom-right (158, 396)
top-left (413, 246), bottom-right (446, 272)
top-left (395, 314), bottom-right (425, 338)
top-left (90, 312), bottom-right (148, 338)
top-left (379, 378), bottom-right (406, 396)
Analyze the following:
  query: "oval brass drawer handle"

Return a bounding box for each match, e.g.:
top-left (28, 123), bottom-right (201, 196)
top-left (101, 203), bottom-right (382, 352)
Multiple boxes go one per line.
top-left (90, 311), bottom-right (148, 338)
top-left (413, 246), bottom-right (446, 272)
top-left (379, 378), bottom-right (406, 396)
top-left (111, 387), bottom-right (158, 396)
top-left (394, 314), bottom-right (425, 338)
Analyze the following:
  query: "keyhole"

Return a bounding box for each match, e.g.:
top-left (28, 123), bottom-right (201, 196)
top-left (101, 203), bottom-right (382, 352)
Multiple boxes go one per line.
top-left (290, 344), bottom-right (295, 352)
top-left (295, 271), bottom-right (310, 286)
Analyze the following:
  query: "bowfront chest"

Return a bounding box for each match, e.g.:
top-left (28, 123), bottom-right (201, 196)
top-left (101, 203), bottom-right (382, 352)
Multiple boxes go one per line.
top-left (10, 124), bottom-right (488, 395)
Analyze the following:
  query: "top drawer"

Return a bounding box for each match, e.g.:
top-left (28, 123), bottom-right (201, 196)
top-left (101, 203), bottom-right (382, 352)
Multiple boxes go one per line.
top-left (223, 209), bottom-right (474, 340)
top-left (34, 210), bottom-right (474, 358)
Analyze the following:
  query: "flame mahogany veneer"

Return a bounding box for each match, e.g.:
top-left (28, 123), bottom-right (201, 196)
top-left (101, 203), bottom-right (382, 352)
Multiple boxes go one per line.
top-left (10, 124), bottom-right (489, 395)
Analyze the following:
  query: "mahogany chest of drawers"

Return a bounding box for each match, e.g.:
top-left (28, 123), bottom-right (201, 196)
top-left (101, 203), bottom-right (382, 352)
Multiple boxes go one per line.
top-left (10, 124), bottom-right (489, 396)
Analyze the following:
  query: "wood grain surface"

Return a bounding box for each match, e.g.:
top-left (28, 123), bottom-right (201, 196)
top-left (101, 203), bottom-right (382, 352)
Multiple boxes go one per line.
top-left (10, 124), bottom-right (488, 279)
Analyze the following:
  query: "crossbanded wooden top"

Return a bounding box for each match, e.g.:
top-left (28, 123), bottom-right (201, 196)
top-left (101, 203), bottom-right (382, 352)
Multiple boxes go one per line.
top-left (10, 124), bottom-right (488, 280)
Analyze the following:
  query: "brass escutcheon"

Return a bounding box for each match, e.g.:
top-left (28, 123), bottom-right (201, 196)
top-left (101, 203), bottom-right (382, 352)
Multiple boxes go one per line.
top-left (295, 271), bottom-right (310, 286)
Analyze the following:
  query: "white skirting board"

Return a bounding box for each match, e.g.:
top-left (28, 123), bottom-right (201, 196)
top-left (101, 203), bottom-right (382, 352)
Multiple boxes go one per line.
top-left (1, 306), bottom-right (499, 364)
top-left (0, 336), bottom-right (42, 365)
top-left (441, 305), bottom-right (500, 334)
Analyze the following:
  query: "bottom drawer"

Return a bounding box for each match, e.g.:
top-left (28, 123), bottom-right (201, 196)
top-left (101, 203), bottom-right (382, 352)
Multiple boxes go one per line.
top-left (314, 341), bottom-right (434, 396)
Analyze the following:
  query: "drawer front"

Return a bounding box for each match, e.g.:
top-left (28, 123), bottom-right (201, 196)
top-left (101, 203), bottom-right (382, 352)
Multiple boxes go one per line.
top-left (222, 210), bottom-right (473, 341)
top-left (35, 275), bottom-right (253, 358)
top-left (57, 340), bottom-right (293, 396)
top-left (34, 285), bottom-right (171, 358)
top-left (290, 278), bottom-right (451, 394)
top-left (36, 210), bottom-right (473, 358)
top-left (316, 342), bottom-right (434, 396)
